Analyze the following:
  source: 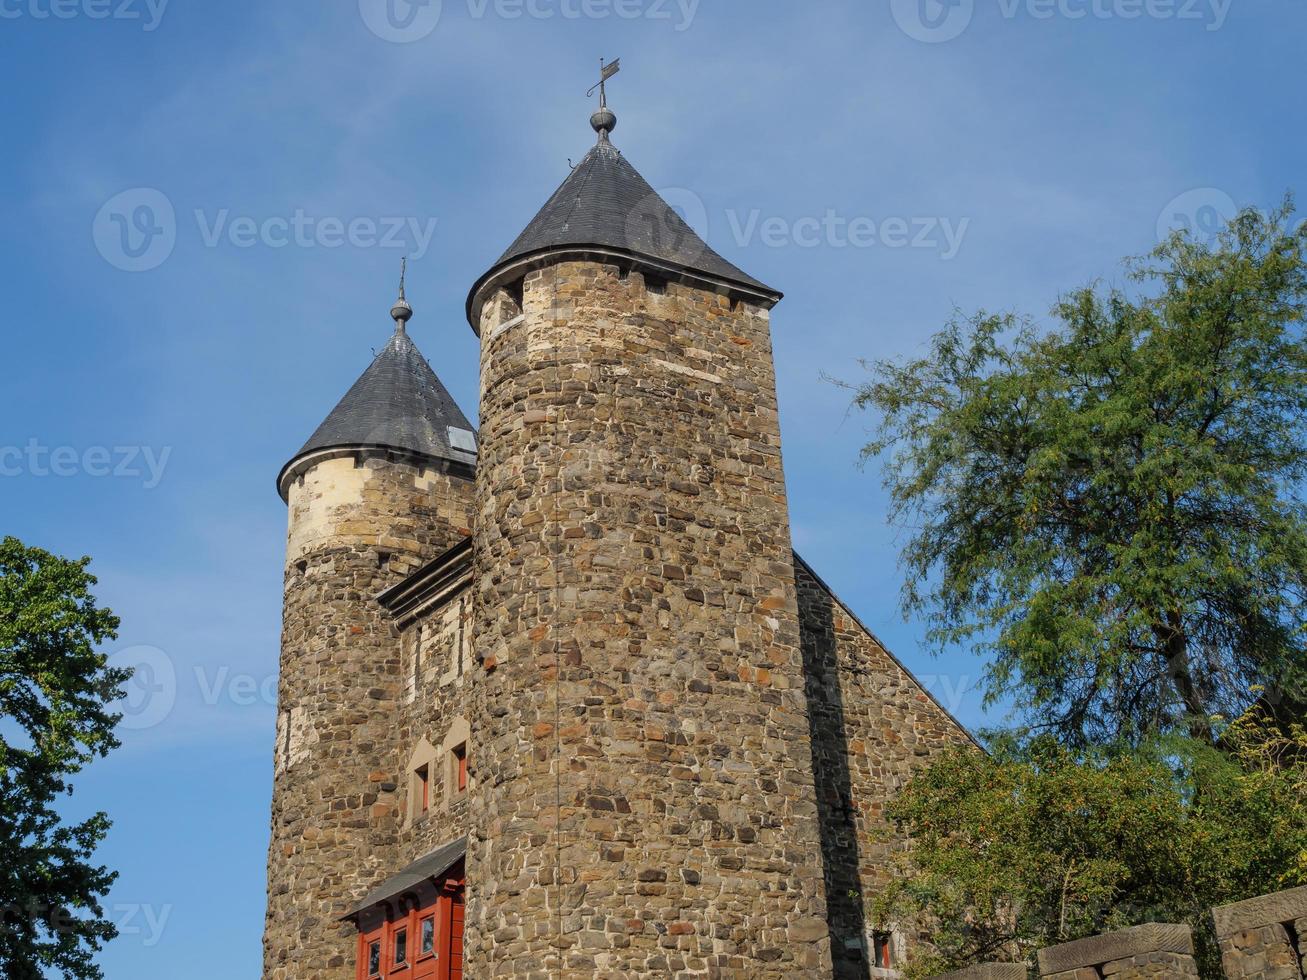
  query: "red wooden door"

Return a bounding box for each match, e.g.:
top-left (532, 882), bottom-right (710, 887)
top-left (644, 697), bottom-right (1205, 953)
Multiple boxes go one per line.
top-left (447, 890), bottom-right (465, 980)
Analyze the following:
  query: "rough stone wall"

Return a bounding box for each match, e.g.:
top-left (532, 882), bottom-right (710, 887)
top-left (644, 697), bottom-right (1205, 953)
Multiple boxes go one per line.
top-left (264, 454), bottom-right (474, 980)
top-left (393, 587), bottom-right (477, 859)
top-left (1213, 886), bottom-right (1307, 980)
top-left (1042, 951), bottom-right (1200, 979)
top-left (467, 261), bottom-right (833, 978)
top-left (796, 559), bottom-right (975, 976)
top-left (1037, 924), bottom-right (1199, 980)
top-left (930, 966), bottom-right (1025, 980)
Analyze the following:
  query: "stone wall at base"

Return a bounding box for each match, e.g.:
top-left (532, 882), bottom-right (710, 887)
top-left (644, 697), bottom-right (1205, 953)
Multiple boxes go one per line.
top-left (932, 964), bottom-right (1026, 980)
top-left (1213, 886), bottom-right (1307, 980)
top-left (1037, 923), bottom-right (1199, 980)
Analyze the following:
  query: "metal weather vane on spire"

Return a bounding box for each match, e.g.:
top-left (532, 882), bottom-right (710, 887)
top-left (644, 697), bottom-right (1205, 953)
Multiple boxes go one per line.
top-left (587, 57), bottom-right (620, 142)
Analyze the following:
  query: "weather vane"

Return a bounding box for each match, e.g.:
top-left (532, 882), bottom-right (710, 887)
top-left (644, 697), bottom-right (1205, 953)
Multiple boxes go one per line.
top-left (586, 57), bottom-right (621, 141)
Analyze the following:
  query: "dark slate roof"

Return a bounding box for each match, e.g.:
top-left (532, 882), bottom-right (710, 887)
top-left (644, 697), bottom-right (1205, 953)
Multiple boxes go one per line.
top-left (279, 328), bottom-right (477, 496)
top-left (343, 837), bottom-right (467, 919)
top-left (469, 140), bottom-right (779, 321)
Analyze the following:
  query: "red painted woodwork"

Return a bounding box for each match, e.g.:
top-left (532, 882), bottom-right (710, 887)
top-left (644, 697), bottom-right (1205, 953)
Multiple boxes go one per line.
top-left (354, 860), bottom-right (465, 980)
top-left (448, 891), bottom-right (465, 980)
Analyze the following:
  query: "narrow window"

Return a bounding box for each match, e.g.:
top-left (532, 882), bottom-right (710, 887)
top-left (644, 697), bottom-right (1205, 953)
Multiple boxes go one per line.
top-left (505, 278), bottom-right (524, 312)
top-left (420, 916), bottom-right (436, 958)
top-left (367, 940), bottom-right (381, 977)
top-left (413, 623), bottom-right (424, 689)
top-left (393, 927), bottom-right (408, 968)
top-left (416, 764), bottom-right (430, 814)
top-left (453, 743), bottom-right (468, 794)
top-left (872, 932), bottom-right (893, 969)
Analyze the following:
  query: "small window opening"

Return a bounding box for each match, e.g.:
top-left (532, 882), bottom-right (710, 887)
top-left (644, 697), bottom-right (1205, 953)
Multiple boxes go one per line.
top-left (452, 743), bottom-right (468, 794)
top-left (872, 932), bottom-right (894, 969)
top-left (505, 278), bottom-right (524, 312)
top-left (295, 559), bottom-right (307, 576)
top-left (416, 764), bottom-right (430, 814)
top-left (420, 916), bottom-right (436, 957)
top-left (393, 927), bottom-right (408, 968)
top-left (367, 940), bottom-right (381, 977)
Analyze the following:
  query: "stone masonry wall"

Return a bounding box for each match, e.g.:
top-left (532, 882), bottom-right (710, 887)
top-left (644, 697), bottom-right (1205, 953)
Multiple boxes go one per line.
top-left (467, 261), bottom-right (834, 978)
top-left (1037, 923), bottom-right (1200, 980)
top-left (264, 454), bottom-right (474, 980)
top-left (1213, 886), bottom-right (1307, 980)
top-left (796, 558), bottom-right (975, 977)
top-left (392, 586), bottom-right (477, 860)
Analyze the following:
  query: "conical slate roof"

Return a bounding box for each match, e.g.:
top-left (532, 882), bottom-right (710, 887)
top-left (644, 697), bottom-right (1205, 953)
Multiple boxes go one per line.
top-left (468, 139), bottom-right (780, 325)
top-left (278, 327), bottom-right (477, 498)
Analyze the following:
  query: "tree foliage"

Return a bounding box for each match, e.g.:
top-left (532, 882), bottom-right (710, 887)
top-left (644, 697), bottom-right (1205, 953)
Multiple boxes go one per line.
top-left (856, 202), bottom-right (1307, 744)
top-left (0, 536), bottom-right (129, 980)
top-left (874, 714), bottom-right (1307, 979)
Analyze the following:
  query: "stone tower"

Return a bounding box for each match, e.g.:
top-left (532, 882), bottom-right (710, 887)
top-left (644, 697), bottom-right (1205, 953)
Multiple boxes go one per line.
top-left (463, 105), bottom-right (834, 975)
top-left (264, 287), bottom-right (478, 979)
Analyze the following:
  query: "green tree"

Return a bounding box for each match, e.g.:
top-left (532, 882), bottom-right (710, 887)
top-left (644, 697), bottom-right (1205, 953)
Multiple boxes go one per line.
top-left (874, 715), bottom-right (1307, 979)
top-left (855, 202), bottom-right (1307, 745)
top-left (0, 536), bottom-right (130, 980)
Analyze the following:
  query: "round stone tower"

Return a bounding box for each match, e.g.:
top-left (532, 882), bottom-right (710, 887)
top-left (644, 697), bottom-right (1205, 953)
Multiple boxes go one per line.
top-left (264, 285), bottom-right (478, 979)
top-left (463, 108), bottom-right (833, 977)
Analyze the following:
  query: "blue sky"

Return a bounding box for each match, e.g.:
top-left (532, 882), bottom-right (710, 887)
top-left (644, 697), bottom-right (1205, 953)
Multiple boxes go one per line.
top-left (1, 0), bottom-right (1303, 975)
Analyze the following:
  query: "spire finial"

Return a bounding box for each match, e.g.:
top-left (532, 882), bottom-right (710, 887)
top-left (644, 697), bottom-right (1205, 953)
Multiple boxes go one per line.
top-left (587, 57), bottom-right (620, 143)
top-left (391, 257), bottom-right (413, 331)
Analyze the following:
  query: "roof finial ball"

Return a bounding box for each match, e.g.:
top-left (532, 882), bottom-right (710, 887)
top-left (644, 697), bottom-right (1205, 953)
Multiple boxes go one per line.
top-left (390, 256), bottom-right (413, 331)
top-left (587, 57), bottom-right (621, 143)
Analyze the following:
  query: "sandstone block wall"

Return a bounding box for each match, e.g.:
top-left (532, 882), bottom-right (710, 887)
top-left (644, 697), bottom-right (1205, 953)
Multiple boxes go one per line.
top-left (931, 965), bottom-right (1026, 980)
top-left (392, 585), bottom-right (476, 859)
top-left (795, 557), bottom-right (975, 976)
top-left (1037, 923), bottom-right (1199, 980)
top-left (264, 455), bottom-right (474, 980)
top-left (467, 261), bottom-right (833, 978)
top-left (1213, 886), bottom-right (1307, 980)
